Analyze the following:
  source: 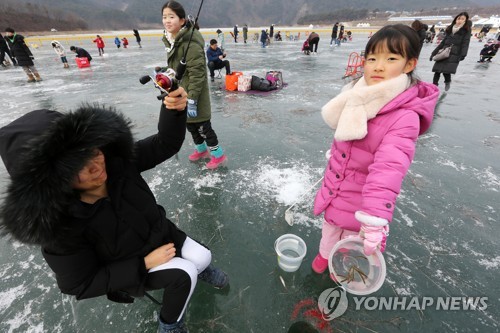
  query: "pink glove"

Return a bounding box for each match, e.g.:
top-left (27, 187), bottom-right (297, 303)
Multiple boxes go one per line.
top-left (355, 211), bottom-right (389, 256)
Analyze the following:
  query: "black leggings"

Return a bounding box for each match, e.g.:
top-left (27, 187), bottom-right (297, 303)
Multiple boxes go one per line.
top-left (433, 72), bottom-right (451, 84)
top-left (146, 268), bottom-right (192, 323)
top-left (144, 237), bottom-right (211, 324)
top-left (186, 120), bottom-right (219, 148)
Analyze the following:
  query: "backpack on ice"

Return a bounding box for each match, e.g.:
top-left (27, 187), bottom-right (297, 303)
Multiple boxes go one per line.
top-left (265, 71), bottom-right (283, 88)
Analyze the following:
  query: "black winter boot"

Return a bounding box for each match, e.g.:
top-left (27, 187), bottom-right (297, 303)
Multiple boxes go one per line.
top-left (198, 264), bottom-right (229, 289)
top-left (158, 317), bottom-right (188, 333)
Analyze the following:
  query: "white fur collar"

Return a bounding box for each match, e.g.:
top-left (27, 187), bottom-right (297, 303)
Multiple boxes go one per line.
top-left (164, 31), bottom-right (175, 53)
top-left (321, 74), bottom-right (410, 141)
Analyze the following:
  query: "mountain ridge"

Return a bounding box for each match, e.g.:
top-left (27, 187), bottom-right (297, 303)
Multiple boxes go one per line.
top-left (1, 0), bottom-right (498, 32)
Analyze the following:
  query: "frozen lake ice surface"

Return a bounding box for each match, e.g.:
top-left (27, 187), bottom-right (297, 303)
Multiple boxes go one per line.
top-left (0, 31), bottom-right (499, 333)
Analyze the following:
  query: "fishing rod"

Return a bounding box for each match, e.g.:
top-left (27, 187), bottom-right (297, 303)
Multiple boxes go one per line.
top-left (175, 0), bottom-right (205, 83)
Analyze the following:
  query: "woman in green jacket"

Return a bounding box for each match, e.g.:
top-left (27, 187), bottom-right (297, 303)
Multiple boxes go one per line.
top-left (162, 0), bottom-right (227, 169)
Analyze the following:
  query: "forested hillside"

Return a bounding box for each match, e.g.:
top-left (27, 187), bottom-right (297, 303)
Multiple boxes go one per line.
top-left (0, 0), bottom-right (497, 32)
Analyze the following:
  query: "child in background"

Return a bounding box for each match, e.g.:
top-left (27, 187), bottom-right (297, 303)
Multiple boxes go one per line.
top-left (302, 40), bottom-right (310, 54)
top-left (121, 37), bottom-right (129, 48)
top-left (216, 29), bottom-right (225, 51)
top-left (311, 24), bottom-right (439, 276)
top-left (162, 0), bottom-right (227, 169)
top-left (114, 37), bottom-right (121, 48)
top-left (51, 40), bottom-right (69, 68)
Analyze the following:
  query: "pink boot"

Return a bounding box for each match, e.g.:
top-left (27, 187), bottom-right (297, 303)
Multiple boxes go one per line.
top-left (311, 254), bottom-right (328, 274)
top-left (206, 155), bottom-right (227, 169)
top-left (188, 150), bottom-right (210, 161)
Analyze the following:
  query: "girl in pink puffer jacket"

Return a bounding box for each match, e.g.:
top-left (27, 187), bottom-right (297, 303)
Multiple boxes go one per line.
top-left (312, 24), bottom-right (439, 275)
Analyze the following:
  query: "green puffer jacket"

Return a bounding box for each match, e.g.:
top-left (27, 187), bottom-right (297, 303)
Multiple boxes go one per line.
top-left (162, 25), bottom-right (211, 123)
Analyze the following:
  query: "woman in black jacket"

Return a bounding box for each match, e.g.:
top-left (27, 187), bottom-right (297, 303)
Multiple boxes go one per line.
top-left (4, 27), bottom-right (42, 82)
top-left (0, 89), bottom-right (228, 333)
top-left (430, 12), bottom-right (472, 91)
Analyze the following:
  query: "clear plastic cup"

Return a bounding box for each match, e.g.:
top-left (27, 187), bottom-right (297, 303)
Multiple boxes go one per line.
top-left (328, 236), bottom-right (386, 295)
top-left (274, 234), bottom-right (307, 272)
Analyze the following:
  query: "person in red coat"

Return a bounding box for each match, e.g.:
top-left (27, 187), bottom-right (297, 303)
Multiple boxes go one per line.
top-left (121, 37), bottom-right (129, 48)
top-left (93, 35), bottom-right (105, 56)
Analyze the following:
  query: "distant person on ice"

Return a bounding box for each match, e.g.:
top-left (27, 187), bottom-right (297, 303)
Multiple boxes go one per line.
top-left (162, 0), bottom-right (228, 170)
top-left (51, 40), bottom-right (69, 68)
top-left (307, 31), bottom-right (320, 54)
top-left (411, 19), bottom-right (427, 52)
top-left (206, 39), bottom-right (231, 82)
top-left (260, 29), bottom-right (268, 48)
top-left (233, 24), bottom-right (239, 42)
top-left (121, 37), bottom-right (129, 48)
top-left (0, 32), bottom-right (17, 66)
top-left (70, 46), bottom-right (92, 62)
top-left (311, 24), bottom-right (439, 277)
top-left (0, 92), bottom-right (228, 333)
top-left (430, 12), bottom-right (471, 91)
top-left (302, 39), bottom-right (310, 55)
top-left (4, 27), bottom-right (42, 82)
top-left (133, 29), bottom-right (142, 48)
top-left (477, 41), bottom-right (498, 62)
top-left (243, 24), bottom-right (248, 44)
top-left (330, 22), bottom-right (339, 46)
top-left (93, 34), bottom-right (105, 55)
top-left (216, 29), bottom-right (225, 51)
top-left (114, 36), bottom-right (121, 48)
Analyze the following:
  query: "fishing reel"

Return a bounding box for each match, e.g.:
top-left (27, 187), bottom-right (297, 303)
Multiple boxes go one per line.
top-left (139, 67), bottom-right (179, 100)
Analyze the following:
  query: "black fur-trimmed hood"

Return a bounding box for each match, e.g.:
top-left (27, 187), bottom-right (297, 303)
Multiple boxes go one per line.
top-left (0, 104), bottom-right (134, 246)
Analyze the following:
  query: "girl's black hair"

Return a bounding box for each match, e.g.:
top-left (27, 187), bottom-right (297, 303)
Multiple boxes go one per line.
top-left (162, 1), bottom-right (186, 20)
top-left (365, 24), bottom-right (421, 59)
top-left (364, 24), bottom-right (421, 81)
top-left (445, 12), bottom-right (470, 34)
top-left (162, 1), bottom-right (198, 29)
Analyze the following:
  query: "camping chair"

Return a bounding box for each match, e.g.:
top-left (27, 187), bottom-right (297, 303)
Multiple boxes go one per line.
top-left (215, 68), bottom-right (223, 79)
top-left (206, 64), bottom-right (223, 80)
top-left (107, 290), bottom-right (162, 305)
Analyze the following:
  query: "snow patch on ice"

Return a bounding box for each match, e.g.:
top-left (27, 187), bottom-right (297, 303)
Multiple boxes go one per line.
top-left (478, 256), bottom-right (500, 270)
top-left (438, 159), bottom-right (467, 172)
top-left (476, 167), bottom-right (500, 192)
top-left (147, 173), bottom-right (164, 195)
top-left (4, 298), bottom-right (44, 333)
top-left (0, 284), bottom-right (28, 312)
top-left (233, 160), bottom-right (323, 206)
top-left (189, 173), bottom-right (224, 190)
top-left (395, 287), bottom-right (412, 296)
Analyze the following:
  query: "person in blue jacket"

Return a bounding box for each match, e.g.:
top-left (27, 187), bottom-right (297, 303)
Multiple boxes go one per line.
top-left (206, 39), bottom-right (230, 82)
